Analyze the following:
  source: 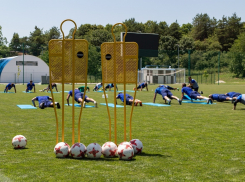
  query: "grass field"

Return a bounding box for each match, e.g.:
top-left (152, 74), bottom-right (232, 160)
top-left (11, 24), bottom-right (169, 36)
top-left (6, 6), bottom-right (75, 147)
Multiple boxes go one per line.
top-left (0, 83), bottom-right (245, 181)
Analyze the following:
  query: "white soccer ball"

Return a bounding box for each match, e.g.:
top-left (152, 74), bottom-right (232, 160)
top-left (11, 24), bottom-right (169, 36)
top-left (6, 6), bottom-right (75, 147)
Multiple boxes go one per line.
top-left (12, 135), bottom-right (27, 149)
top-left (86, 143), bottom-right (102, 159)
top-left (102, 142), bottom-right (118, 158)
top-left (130, 139), bottom-right (143, 154)
top-left (117, 142), bottom-right (134, 160)
top-left (54, 142), bottom-right (70, 158)
top-left (70, 143), bottom-right (87, 158)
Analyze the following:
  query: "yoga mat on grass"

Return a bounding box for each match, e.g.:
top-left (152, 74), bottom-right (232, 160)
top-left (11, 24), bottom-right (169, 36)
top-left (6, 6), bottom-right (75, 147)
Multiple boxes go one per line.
top-left (182, 101), bottom-right (216, 105)
top-left (65, 104), bottom-right (94, 108)
top-left (17, 105), bottom-right (37, 109)
top-left (22, 91), bottom-right (34, 93)
top-left (143, 103), bottom-right (171, 107)
top-left (48, 91), bottom-right (60, 93)
top-left (0, 91), bottom-right (15, 93)
top-left (183, 95), bottom-right (205, 101)
top-left (100, 103), bottom-right (124, 108)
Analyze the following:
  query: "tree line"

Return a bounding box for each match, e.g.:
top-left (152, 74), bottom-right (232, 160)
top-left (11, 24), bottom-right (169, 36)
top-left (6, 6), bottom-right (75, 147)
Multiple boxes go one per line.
top-left (0, 13), bottom-right (245, 77)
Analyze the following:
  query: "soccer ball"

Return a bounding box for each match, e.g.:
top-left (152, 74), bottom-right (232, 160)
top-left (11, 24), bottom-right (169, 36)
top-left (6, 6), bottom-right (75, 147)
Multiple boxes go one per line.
top-left (86, 143), bottom-right (102, 159)
top-left (54, 142), bottom-right (70, 158)
top-left (117, 142), bottom-right (134, 160)
top-left (102, 142), bottom-right (118, 158)
top-left (70, 143), bottom-right (86, 159)
top-left (12, 135), bottom-right (27, 149)
top-left (130, 139), bottom-right (143, 154)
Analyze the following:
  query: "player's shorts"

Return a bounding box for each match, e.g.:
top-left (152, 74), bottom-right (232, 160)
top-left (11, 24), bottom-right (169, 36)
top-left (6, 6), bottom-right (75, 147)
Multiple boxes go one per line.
top-left (217, 95), bottom-right (228, 102)
top-left (126, 96), bottom-right (134, 105)
top-left (189, 91), bottom-right (200, 99)
top-left (233, 93), bottom-right (241, 97)
top-left (27, 87), bottom-right (33, 91)
top-left (39, 100), bottom-right (52, 108)
top-left (74, 93), bottom-right (88, 103)
top-left (105, 85), bottom-right (110, 89)
top-left (161, 89), bottom-right (173, 99)
top-left (192, 87), bottom-right (199, 92)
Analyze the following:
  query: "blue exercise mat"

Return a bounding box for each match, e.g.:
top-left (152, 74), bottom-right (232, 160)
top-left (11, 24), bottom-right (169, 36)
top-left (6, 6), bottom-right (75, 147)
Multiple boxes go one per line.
top-left (183, 94), bottom-right (205, 101)
top-left (182, 101), bottom-right (216, 105)
top-left (48, 91), bottom-right (60, 93)
top-left (17, 105), bottom-right (37, 109)
top-left (96, 90), bottom-right (107, 92)
top-left (0, 91), bottom-right (15, 93)
top-left (65, 104), bottom-right (94, 108)
top-left (143, 103), bottom-right (171, 107)
top-left (22, 91), bottom-right (34, 93)
top-left (100, 103), bottom-right (124, 108)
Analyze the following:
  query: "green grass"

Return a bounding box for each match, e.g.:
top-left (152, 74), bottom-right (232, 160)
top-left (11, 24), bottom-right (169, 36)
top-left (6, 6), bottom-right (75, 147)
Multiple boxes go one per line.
top-left (0, 83), bottom-right (245, 181)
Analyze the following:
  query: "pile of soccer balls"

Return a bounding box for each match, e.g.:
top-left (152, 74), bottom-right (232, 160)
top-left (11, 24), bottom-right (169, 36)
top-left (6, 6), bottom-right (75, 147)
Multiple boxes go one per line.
top-left (54, 139), bottom-right (143, 160)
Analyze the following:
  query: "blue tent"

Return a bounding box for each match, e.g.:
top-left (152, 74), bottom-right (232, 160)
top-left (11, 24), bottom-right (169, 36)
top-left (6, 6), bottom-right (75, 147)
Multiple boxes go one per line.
top-left (0, 57), bottom-right (15, 76)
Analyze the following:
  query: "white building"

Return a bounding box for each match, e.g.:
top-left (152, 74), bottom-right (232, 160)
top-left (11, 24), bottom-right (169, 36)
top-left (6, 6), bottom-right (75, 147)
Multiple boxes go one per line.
top-left (0, 55), bottom-right (49, 83)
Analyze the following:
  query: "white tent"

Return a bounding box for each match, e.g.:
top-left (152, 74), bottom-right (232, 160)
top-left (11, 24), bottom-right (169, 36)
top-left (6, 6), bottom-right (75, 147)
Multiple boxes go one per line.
top-left (0, 55), bottom-right (49, 83)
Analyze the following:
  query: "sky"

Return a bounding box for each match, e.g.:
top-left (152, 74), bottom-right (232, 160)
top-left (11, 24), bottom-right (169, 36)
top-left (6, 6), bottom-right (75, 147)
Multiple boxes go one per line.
top-left (1, 0), bottom-right (245, 44)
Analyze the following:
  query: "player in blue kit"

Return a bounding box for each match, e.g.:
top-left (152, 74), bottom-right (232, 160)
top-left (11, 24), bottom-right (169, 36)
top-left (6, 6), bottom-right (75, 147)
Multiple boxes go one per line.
top-left (159, 85), bottom-right (179, 91)
top-left (93, 83), bottom-right (103, 91)
top-left (225, 92), bottom-right (241, 98)
top-left (153, 85), bottom-right (181, 105)
top-left (26, 80), bottom-right (35, 93)
top-left (209, 94), bottom-right (234, 102)
top-left (187, 76), bottom-right (203, 94)
top-left (40, 83), bottom-right (58, 92)
top-left (104, 83), bottom-right (118, 91)
top-left (4, 83), bottom-right (16, 93)
top-left (233, 94), bottom-right (245, 110)
top-left (116, 92), bottom-right (142, 106)
top-left (181, 83), bottom-right (211, 104)
top-left (32, 96), bottom-right (60, 109)
top-left (66, 89), bottom-right (97, 107)
top-left (134, 82), bottom-right (148, 91)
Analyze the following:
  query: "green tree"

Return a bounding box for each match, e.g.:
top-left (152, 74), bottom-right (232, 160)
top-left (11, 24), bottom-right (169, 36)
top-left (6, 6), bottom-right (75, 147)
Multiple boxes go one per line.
top-left (180, 23), bottom-right (193, 36)
top-left (229, 52), bottom-right (245, 77)
top-left (0, 25), bottom-right (7, 46)
top-left (86, 29), bottom-right (112, 46)
top-left (123, 18), bottom-right (145, 32)
top-left (9, 33), bottom-right (21, 51)
top-left (144, 20), bottom-right (158, 33)
top-left (158, 21), bottom-right (169, 36)
top-left (192, 13), bottom-right (216, 41)
top-left (168, 22), bottom-right (182, 40)
top-left (216, 13), bottom-right (243, 51)
top-left (88, 44), bottom-right (101, 76)
top-left (44, 27), bottom-right (60, 43)
top-left (179, 36), bottom-right (195, 50)
top-left (28, 26), bottom-right (45, 56)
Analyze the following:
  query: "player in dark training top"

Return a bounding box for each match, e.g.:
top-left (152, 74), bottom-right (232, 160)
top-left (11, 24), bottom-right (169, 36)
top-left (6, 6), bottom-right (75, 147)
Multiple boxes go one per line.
top-left (4, 83), bottom-right (16, 93)
top-left (116, 92), bottom-right (142, 106)
top-left (32, 96), bottom-right (60, 109)
top-left (153, 85), bottom-right (181, 105)
top-left (134, 82), bottom-right (148, 91)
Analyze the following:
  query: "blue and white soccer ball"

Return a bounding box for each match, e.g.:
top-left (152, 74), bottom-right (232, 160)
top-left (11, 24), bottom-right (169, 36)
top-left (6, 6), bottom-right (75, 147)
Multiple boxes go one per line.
top-left (70, 143), bottom-right (87, 159)
top-left (86, 143), bottom-right (102, 159)
top-left (102, 142), bottom-right (118, 158)
top-left (12, 135), bottom-right (27, 149)
top-left (54, 142), bottom-right (70, 158)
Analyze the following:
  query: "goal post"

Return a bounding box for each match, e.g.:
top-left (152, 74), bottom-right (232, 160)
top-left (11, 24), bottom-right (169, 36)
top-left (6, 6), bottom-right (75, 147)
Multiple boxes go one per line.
top-left (138, 68), bottom-right (185, 84)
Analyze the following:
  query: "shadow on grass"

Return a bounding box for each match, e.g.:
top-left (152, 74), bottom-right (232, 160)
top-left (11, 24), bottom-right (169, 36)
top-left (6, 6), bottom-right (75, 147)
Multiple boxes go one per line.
top-left (56, 156), bottom-right (121, 161)
top-left (138, 152), bottom-right (171, 158)
top-left (14, 147), bottom-right (29, 150)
